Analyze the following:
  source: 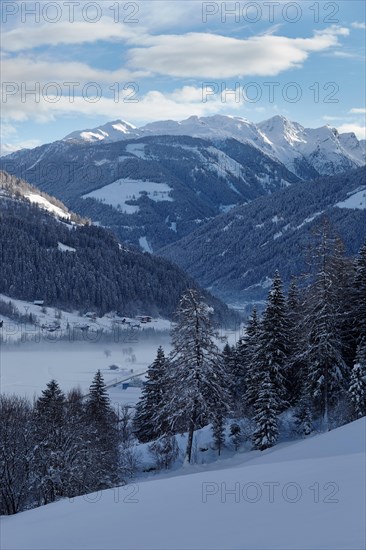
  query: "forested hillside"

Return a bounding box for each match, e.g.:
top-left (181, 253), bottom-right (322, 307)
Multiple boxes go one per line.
top-left (0, 172), bottom-right (234, 322)
top-left (160, 167), bottom-right (366, 303)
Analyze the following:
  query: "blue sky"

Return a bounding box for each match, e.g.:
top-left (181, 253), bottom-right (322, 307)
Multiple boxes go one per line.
top-left (1, 0), bottom-right (365, 154)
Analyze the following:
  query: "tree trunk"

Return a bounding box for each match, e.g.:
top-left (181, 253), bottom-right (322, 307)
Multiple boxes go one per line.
top-left (185, 418), bottom-right (195, 464)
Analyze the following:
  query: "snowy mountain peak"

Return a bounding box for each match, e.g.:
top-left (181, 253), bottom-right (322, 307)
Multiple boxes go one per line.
top-left (61, 114), bottom-right (365, 177)
top-left (64, 119), bottom-right (137, 143)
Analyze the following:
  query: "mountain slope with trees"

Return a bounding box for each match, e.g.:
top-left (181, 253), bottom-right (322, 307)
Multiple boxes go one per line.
top-left (160, 167), bottom-right (366, 304)
top-left (0, 171), bottom-right (234, 322)
top-left (0, 134), bottom-right (301, 251)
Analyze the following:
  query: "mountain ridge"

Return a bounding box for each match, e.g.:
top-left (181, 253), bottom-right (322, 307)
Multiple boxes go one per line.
top-left (61, 114), bottom-right (365, 177)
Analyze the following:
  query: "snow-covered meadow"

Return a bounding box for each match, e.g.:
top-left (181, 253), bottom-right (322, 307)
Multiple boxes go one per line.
top-left (2, 418), bottom-right (365, 550)
top-left (83, 178), bottom-right (173, 214)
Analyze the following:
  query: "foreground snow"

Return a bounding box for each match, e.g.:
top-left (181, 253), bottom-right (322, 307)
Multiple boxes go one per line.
top-left (2, 418), bottom-right (365, 550)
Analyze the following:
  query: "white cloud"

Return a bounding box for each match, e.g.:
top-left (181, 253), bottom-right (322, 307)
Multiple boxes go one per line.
top-left (127, 26), bottom-right (349, 78)
top-left (349, 108), bottom-right (366, 114)
top-left (1, 85), bottom-right (240, 126)
top-left (337, 123), bottom-right (366, 140)
top-left (1, 139), bottom-right (42, 157)
top-left (331, 51), bottom-right (364, 59)
top-left (1, 18), bottom-right (141, 52)
top-left (323, 115), bottom-right (349, 122)
top-left (1, 55), bottom-right (145, 91)
top-left (351, 22), bottom-right (366, 30)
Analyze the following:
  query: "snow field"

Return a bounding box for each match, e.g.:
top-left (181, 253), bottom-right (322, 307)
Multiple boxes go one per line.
top-left (1, 418), bottom-right (365, 550)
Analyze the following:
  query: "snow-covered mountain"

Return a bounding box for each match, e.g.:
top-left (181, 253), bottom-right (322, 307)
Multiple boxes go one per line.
top-left (62, 114), bottom-right (365, 177)
top-left (0, 135), bottom-right (300, 251)
top-left (63, 119), bottom-right (138, 143)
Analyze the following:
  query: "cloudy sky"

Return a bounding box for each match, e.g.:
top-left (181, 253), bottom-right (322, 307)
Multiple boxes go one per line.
top-left (1, 0), bottom-right (365, 154)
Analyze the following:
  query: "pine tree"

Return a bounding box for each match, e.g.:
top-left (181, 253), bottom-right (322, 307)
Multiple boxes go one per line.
top-left (286, 279), bottom-right (304, 405)
top-left (36, 379), bottom-right (65, 421)
top-left (299, 220), bottom-right (349, 430)
top-left (241, 307), bottom-right (261, 414)
top-left (167, 289), bottom-right (230, 464)
top-left (86, 370), bottom-right (111, 421)
top-left (222, 342), bottom-right (242, 416)
top-left (133, 347), bottom-right (169, 443)
top-left (62, 388), bottom-right (90, 498)
top-left (33, 380), bottom-right (66, 505)
top-left (252, 369), bottom-right (279, 451)
top-left (85, 371), bottom-right (119, 489)
top-left (354, 241), bottom-right (366, 346)
top-left (349, 340), bottom-right (366, 420)
top-left (295, 392), bottom-right (313, 437)
top-left (256, 272), bottom-right (290, 411)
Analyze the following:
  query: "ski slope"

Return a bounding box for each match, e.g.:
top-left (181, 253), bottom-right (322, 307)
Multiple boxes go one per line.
top-left (2, 418), bottom-right (365, 550)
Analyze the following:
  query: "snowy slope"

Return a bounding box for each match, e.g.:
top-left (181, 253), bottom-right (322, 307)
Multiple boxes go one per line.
top-left (24, 193), bottom-right (71, 219)
top-left (2, 418), bottom-right (365, 550)
top-left (0, 170), bottom-right (72, 221)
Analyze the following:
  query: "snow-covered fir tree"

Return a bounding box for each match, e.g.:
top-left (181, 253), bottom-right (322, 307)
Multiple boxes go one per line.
top-left (241, 306), bottom-right (261, 414)
top-left (354, 241), bottom-right (366, 346)
top-left (222, 342), bottom-right (242, 417)
top-left (252, 368), bottom-right (279, 451)
top-left (349, 339), bottom-right (366, 420)
top-left (256, 272), bottom-right (290, 411)
top-left (133, 346), bottom-right (170, 443)
top-left (286, 279), bottom-right (305, 404)
top-left (299, 220), bottom-right (349, 430)
top-left (33, 380), bottom-right (66, 505)
top-left (85, 370), bottom-right (119, 489)
top-left (295, 391), bottom-right (313, 437)
top-left (167, 289), bottom-right (230, 464)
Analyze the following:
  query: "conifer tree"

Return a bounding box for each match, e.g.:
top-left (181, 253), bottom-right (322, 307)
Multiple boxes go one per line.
top-left (222, 342), bottom-right (242, 416)
top-left (252, 369), bottom-right (279, 451)
top-left (85, 370), bottom-right (119, 489)
top-left (167, 289), bottom-right (230, 464)
top-left (242, 307), bottom-right (261, 414)
top-left (354, 241), bottom-right (366, 346)
top-left (349, 339), bottom-right (366, 420)
top-left (33, 380), bottom-right (66, 504)
top-left (299, 220), bottom-right (349, 430)
top-left (295, 392), bottom-right (313, 437)
top-left (257, 272), bottom-right (290, 411)
top-left (134, 346), bottom-right (169, 443)
top-left (86, 370), bottom-right (111, 421)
